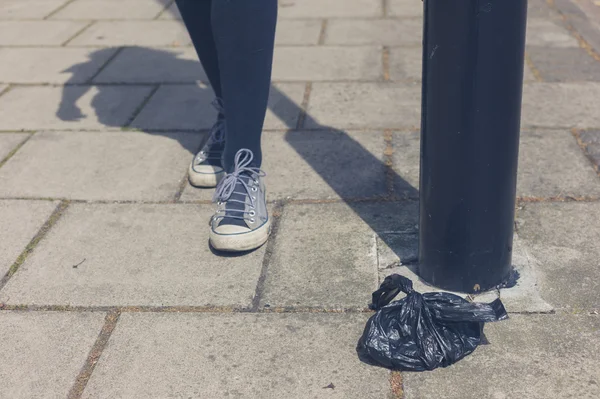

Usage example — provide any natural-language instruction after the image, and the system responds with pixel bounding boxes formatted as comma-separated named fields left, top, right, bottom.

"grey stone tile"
left=306, top=82, right=421, bottom=129
left=524, top=61, right=537, bottom=82
left=50, top=0, right=165, bottom=20
left=0, top=0, right=69, bottom=19
left=579, top=130, right=600, bottom=169
left=276, top=20, right=323, bottom=45
left=278, top=0, right=383, bottom=18
left=527, top=0, right=554, bottom=18
left=0, top=48, right=118, bottom=84
left=388, top=0, right=424, bottom=17
left=182, top=130, right=389, bottom=202
left=526, top=18, right=579, bottom=47
left=389, top=46, right=422, bottom=81
left=0, top=20, right=89, bottom=45
left=0, top=311, right=105, bottom=399
left=131, top=83, right=305, bottom=130
left=82, top=313, right=389, bottom=399
left=0, top=133, right=29, bottom=161
left=527, top=46, right=600, bottom=82
left=518, top=129, right=600, bottom=197
left=158, top=2, right=181, bottom=19
left=325, top=19, right=422, bottom=46
left=272, top=46, right=382, bottom=81
left=0, top=203, right=266, bottom=307
left=0, top=200, right=58, bottom=276
left=516, top=202, right=600, bottom=309
left=521, top=82, right=600, bottom=128
left=92, top=47, right=206, bottom=83
left=0, top=85, right=152, bottom=130
left=68, top=21, right=191, bottom=46
left=391, top=131, right=420, bottom=190
left=261, top=201, right=419, bottom=308
left=0, top=131, right=199, bottom=201
left=404, top=314, right=600, bottom=399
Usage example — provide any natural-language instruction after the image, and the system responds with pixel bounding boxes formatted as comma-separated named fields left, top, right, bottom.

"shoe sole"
left=210, top=219, right=272, bottom=252
left=188, top=167, right=225, bottom=188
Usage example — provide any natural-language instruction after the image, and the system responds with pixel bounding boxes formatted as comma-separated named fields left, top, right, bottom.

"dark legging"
left=175, top=0, right=277, bottom=171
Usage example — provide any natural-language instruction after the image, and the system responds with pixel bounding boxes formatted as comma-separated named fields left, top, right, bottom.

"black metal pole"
left=418, top=0, right=528, bottom=293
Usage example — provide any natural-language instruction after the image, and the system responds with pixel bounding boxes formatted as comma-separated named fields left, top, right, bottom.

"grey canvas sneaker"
left=210, top=149, right=270, bottom=252
left=188, top=99, right=226, bottom=188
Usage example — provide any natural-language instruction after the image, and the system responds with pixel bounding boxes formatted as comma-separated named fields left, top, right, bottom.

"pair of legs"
left=175, top=0, right=277, bottom=251
left=176, top=0, right=277, bottom=170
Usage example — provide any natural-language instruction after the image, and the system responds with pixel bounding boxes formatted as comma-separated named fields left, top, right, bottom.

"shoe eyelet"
left=252, top=187, right=258, bottom=192
left=253, top=180, right=259, bottom=185
left=252, top=196, right=256, bottom=200
left=249, top=210, right=256, bottom=217
left=249, top=218, right=255, bottom=223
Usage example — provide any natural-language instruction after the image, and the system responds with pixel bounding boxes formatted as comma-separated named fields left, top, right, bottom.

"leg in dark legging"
left=211, top=0, right=278, bottom=170
left=175, top=0, right=223, bottom=101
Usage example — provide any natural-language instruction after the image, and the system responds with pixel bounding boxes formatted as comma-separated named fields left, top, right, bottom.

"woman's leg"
left=209, top=0, right=278, bottom=252
left=211, top=0, right=278, bottom=171
left=176, top=0, right=227, bottom=188
left=175, top=0, right=222, bottom=99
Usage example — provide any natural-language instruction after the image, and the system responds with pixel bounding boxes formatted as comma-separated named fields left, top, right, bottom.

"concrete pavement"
left=1, top=0, right=599, bottom=398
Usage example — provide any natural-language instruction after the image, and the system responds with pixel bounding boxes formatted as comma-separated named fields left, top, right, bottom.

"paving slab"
left=0, top=85, right=152, bottom=130
left=516, top=202, right=600, bottom=310
left=0, top=200, right=58, bottom=276
left=0, top=311, right=105, bottom=399
left=306, top=82, right=421, bottom=129
left=528, top=0, right=555, bottom=18
left=260, top=201, right=419, bottom=308
left=526, top=18, right=580, bottom=48
left=158, top=2, right=181, bottom=19
left=92, top=46, right=206, bottom=83
left=518, top=129, right=600, bottom=197
left=579, top=129, right=600, bottom=169
left=325, top=19, right=422, bottom=46
left=526, top=46, right=600, bottom=82
left=0, top=131, right=199, bottom=201
left=521, top=82, right=600, bottom=128
left=182, top=130, right=389, bottom=202
left=389, top=46, right=422, bottom=81
left=272, top=46, right=383, bottom=81
left=279, top=0, right=383, bottom=18
left=0, top=203, right=266, bottom=307
left=131, top=83, right=305, bottom=130
left=0, top=0, right=69, bottom=19
left=82, top=313, right=389, bottom=399
left=0, top=20, right=89, bottom=45
left=391, top=131, right=420, bottom=190
left=67, top=21, right=191, bottom=46
left=50, top=0, right=166, bottom=20
left=403, top=314, right=600, bottom=399
left=0, top=48, right=118, bottom=84
left=275, top=19, right=323, bottom=45
left=387, top=0, right=424, bottom=17
left=0, top=133, right=29, bottom=162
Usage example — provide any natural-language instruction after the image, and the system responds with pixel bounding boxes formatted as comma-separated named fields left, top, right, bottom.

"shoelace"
left=213, top=149, right=266, bottom=223
left=192, top=99, right=226, bottom=170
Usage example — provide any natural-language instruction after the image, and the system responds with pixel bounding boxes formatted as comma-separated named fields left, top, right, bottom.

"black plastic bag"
left=357, top=274, right=508, bottom=371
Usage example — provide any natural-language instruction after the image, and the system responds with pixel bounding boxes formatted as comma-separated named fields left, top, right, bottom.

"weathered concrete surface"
left=82, top=313, right=391, bottom=399
left=403, top=314, right=600, bottom=399
left=0, top=204, right=266, bottom=307
left=0, top=311, right=105, bottom=399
